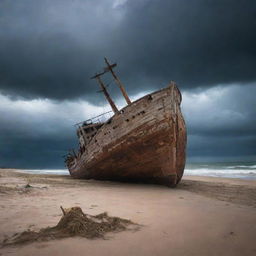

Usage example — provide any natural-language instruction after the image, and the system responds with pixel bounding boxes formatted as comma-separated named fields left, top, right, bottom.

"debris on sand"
left=24, top=183, right=33, bottom=188
left=2, top=206, right=140, bottom=246
left=0, top=185, right=31, bottom=195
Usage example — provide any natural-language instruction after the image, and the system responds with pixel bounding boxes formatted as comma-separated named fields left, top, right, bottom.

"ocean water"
left=19, top=162, right=256, bottom=180
left=185, top=162, right=256, bottom=180
left=19, top=169, right=69, bottom=175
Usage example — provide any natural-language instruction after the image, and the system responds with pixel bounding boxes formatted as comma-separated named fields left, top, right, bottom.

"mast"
left=104, top=57, right=131, bottom=105
left=92, top=74, right=119, bottom=114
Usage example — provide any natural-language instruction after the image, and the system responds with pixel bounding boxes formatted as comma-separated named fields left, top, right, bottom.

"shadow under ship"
left=65, top=58, right=187, bottom=187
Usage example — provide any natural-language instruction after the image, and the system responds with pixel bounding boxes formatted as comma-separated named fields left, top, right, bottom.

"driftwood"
left=60, top=206, right=66, bottom=216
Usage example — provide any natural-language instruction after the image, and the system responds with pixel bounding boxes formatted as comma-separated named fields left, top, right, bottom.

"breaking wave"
left=185, top=162, right=256, bottom=180
left=19, top=169, right=69, bottom=175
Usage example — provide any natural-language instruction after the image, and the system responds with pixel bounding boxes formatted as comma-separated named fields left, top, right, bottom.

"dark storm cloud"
left=0, top=136, right=75, bottom=169
left=187, top=134, right=256, bottom=162
left=0, top=0, right=256, bottom=101
left=182, top=83, right=256, bottom=161
left=0, top=0, right=255, bottom=168
left=0, top=94, right=109, bottom=168
left=183, top=83, right=256, bottom=137
left=0, top=122, right=76, bottom=168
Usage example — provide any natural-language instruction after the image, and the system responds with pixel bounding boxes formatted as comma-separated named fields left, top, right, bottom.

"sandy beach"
left=0, top=169, right=256, bottom=256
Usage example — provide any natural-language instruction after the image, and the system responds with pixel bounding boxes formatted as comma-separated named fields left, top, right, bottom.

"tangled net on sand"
left=2, top=207, right=140, bottom=246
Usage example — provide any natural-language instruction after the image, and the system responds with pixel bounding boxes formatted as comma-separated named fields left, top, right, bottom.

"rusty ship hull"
left=67, top=83, right=187, bottom=187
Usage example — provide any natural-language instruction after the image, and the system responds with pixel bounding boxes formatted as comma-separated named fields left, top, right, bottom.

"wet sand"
left=0, top=169, right=256, bottom=256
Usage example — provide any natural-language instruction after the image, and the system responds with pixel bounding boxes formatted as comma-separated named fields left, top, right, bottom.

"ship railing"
left=75, top=110, right=114, bottom=127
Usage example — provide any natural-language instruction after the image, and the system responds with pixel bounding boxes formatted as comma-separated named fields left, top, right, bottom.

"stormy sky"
left=0, top=0, right=256, bottom=168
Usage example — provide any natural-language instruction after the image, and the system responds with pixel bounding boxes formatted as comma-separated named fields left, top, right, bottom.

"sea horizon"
left=5, top=161, right=256, bottom=180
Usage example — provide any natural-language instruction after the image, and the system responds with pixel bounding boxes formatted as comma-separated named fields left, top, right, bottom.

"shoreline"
left=0, top=168, right=256, bottom=255
left=3, top=166, right=256, bottom=180
left=1, top=168, right=255, bottom=207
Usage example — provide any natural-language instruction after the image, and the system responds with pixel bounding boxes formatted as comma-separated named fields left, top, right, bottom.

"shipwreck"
left=65, top=58, right=187, bottom=187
